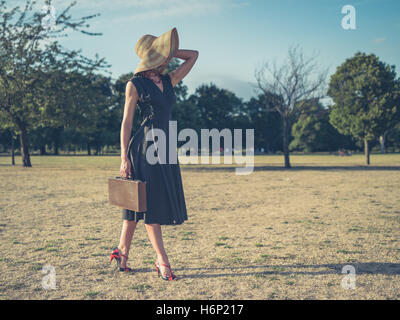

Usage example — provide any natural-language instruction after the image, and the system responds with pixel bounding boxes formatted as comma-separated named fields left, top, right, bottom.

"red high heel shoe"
left=154, top=261, right=178, bottom=281
left=109, top=247, right=134, bottom=273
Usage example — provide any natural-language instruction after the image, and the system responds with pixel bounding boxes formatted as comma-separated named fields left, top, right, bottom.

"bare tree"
left=255, top=45, right=328, bottom=168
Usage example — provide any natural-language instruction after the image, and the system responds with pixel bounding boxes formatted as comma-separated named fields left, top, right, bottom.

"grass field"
left=0, top=154, right=399, bottom=299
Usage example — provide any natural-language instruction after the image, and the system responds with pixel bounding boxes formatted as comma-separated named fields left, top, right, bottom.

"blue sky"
left=18, top=0, right=400, bottom=101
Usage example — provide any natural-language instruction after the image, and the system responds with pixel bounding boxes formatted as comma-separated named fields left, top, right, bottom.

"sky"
left=12, top=0, right=400, bottom=101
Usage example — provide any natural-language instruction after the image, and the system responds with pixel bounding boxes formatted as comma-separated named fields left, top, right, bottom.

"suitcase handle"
left=115, top=176, right=134, bottom=180
left=114, top=176, right=145, bottom=183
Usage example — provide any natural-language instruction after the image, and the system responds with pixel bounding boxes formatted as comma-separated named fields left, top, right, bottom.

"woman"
left=110, top=27, right=198, bottom=280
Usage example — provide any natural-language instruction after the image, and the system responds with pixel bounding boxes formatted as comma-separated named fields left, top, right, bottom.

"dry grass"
left=0, top=154, right=399, bottom=300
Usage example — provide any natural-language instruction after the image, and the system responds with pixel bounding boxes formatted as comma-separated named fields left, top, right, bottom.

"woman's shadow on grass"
left=135, top=262, right=400, bottom=279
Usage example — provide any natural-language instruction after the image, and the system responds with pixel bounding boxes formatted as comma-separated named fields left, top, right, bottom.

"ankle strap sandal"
left=109, top=247, right=134, bottom=273
left=155, top=261, right=178, bottom=281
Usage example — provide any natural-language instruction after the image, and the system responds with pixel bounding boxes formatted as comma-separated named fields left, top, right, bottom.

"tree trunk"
left=54, top=142, right=59, bottom=155
left=11, top=135, right=15, bottom=166
left=283, top=116, right=291, bottom=168
left=19, top=127, right=32, bottom=167
left=87, top=143, right=91, bottom=156
left=364, top=138, right=370, bottom=165
left=40, top=145, right=47, bottom=155
left=379, top=131, right=388, bottom=154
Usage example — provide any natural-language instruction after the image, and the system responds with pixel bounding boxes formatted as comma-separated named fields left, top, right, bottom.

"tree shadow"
left=134, top=262, right=400, bottom=279
left=182, top=165, right=400, bottom=172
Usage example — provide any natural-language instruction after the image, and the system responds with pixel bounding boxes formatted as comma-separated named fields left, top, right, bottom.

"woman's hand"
left=120, top=157, right=133, bottom=179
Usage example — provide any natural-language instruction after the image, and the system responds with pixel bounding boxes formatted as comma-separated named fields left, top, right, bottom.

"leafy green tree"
left=328, top=52, right=400, bottom=164
left=244, top=94, right=282, bottom=152
left=172, top=99, right=203, bottom=139
left=0, top=128, right=18, bottom=163
left=385, top=122, right=400, bottom=152
left=30, top=126, right=55, bottom=155
left=167, top=81, right=245, bottom=153
left=0, top=0, right=108, bottom=166
left=290, top=100, right=357, bottom=152
left=0, top=84, right=19, bottom=162
left=72, top=73, right=116, bottom=155
left=189, top=83, right=243, bottom=131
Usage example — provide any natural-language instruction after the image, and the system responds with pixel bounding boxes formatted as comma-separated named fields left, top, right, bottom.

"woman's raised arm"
left=168, top=49, right=199, bottom=87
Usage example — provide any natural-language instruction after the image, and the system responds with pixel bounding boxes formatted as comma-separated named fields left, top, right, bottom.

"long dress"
left=122, top=72, right=188, bottom=225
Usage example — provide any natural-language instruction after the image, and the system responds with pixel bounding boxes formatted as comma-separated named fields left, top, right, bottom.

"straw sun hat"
left=134, top=27, right=179, bottom=75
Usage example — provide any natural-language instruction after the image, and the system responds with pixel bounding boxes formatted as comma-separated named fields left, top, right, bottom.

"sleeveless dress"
left=122, top=73, right=188, bottom=225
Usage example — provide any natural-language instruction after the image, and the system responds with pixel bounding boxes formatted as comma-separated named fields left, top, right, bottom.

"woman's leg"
left=118, top=220, right=138, bottom=268
left=145, top=223, right=173, bottom=277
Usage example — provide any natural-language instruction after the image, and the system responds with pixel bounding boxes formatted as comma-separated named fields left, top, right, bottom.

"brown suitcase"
left=108, top=177, right=147, bottom=212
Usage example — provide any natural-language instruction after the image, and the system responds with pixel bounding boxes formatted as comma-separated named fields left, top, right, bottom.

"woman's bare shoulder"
left=126, top=80, right=139, bottom=100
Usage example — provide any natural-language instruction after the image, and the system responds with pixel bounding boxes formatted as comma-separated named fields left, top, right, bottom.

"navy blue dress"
left=122, top=73, right=188, bottom=225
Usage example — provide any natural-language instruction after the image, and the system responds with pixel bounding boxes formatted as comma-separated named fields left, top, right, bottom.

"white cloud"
left=9, top=0, right=248, bottom=25
left=373, top=37, right=386, bottom=44
left=104, top=0, right=247, bottom=23
left=115, top=1, right=221, bottom=22
left=72, top=0, right=246, bottom=10
left=29, top=0, right=248, bottom=11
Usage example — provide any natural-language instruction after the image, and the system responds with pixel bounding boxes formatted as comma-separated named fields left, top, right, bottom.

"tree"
left=289, top=100, right=357, bottom=152
left=0, top=84, right=19, bottom=162
left=172, top=99, right=203, bottom=139
left=255, top=45, right=328, bottom=168
left=244, top=94, right=282, bottom=152
left=72, top=73, right=116, bottom=155
left=189, top=83, right=243, bottom=131
left=290, top=100, right=325, bottom=152
left=385, top=122, right=400, bottom=152
left=30, top=126, right=55, bottom=155
left=0, top=127, right=18, bottom=164
left=328, top=52, right=400, bottom=165
left=0, top=0, right=109, bottom=166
